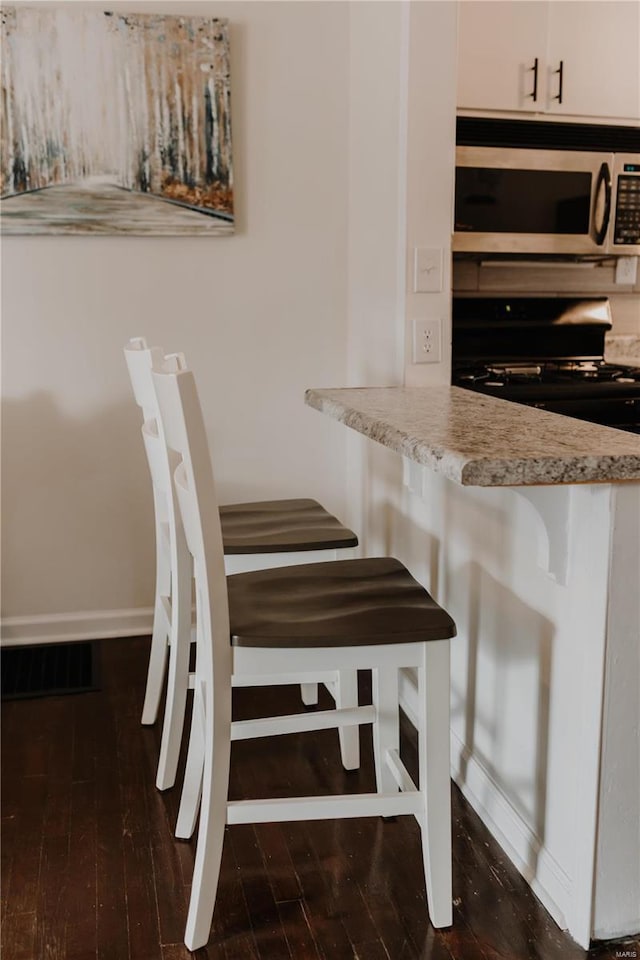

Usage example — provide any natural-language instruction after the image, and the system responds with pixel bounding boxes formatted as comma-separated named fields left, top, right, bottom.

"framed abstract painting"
left=0, top=7, right=234, bottom=235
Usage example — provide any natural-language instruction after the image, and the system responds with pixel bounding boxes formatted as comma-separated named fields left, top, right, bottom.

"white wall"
left=1, top=1, right=351, bottom=629
left=345, top=0, right=458, bottom=553
left=402, top=1, right=457, bottom=387
left=347, top=0, right=406, bottom=391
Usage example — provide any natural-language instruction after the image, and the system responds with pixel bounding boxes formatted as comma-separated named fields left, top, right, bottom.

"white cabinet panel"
left=457, top=1, right=547, bottom=112
left=546, top=1, right=640, bottom=121
left=457, top=0, right=640, bottom=122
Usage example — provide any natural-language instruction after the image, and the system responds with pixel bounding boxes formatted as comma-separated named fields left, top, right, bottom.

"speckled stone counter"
left=605, top=334, right=640, bottom=363
left=305, top=386, right=640, bottom=486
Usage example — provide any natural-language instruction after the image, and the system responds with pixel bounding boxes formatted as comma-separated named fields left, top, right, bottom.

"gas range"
left=452, top=297, right=640, bottom=433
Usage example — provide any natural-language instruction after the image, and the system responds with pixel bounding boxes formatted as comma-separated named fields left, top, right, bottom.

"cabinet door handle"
left=553, top=61, right=564, bottom=104
left=528, top=57, right=539, bottom=102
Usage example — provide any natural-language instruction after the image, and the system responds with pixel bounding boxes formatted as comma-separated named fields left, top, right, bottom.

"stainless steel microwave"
left=453, top=146, right=640, bottom=256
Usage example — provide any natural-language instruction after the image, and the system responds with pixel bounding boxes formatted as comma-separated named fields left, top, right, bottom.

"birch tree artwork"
left=0, top=8, right=234, bottom=235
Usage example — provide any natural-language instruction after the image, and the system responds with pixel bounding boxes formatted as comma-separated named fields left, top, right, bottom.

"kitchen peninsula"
left=306, top=386, right=640, bottom=485
left=306, top=385, right=640, bottom=949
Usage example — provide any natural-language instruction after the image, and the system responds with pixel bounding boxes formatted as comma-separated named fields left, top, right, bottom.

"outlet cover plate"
left=615, top=256, right=638, bottom=285
left=413, top=318, right=442, bottom=363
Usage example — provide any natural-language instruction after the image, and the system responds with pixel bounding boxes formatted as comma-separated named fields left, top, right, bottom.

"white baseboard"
left=1, top=607, right=153, bottom=646
left=449, top=730, right=572, bottom=931
left=592, top=919, right=640, bottom=942
left=399, top=667, right=574, bottom=940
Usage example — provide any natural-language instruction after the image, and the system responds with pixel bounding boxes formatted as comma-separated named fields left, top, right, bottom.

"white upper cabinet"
left=457, top=1, right=640, bottom=123
left=545, top=2, right=640, bottom=120
left=457, top=2, right=548, bottom=113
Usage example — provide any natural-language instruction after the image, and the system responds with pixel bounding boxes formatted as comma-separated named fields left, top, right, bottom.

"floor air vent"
left=1, top=641, right=100, bottom=700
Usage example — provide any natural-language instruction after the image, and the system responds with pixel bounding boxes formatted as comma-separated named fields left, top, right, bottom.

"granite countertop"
left=605, top=334, right=640, bottom=364
left=305, top=386, right=640, bottom=487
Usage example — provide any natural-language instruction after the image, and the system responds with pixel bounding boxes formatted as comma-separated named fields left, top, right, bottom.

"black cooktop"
left=452, top=297, right=640, bottom=432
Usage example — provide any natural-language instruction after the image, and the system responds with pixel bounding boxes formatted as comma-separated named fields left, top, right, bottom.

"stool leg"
left=141, top=531, right=171, bottom=725
left=336, top=669, right=360, bottom=770
left=184, top=675, right=232, bottom=952
left=156, top=536, right=192, bottom=791
left=372, top=665, right=400, bottom=794
left=300, top=682, right=319, bottom=705
left=418, top=639, right=452, bottom=928
left=176, top=679, right=205, bottom=840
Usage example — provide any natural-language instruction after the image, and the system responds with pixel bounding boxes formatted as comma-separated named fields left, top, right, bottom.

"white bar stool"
left=152, top=356, right=457, bottom=953
left=124, top=338, right=360, bottom=790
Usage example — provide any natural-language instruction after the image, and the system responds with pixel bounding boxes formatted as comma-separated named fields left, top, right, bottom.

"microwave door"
left=453, top=147, right=612, bottom=255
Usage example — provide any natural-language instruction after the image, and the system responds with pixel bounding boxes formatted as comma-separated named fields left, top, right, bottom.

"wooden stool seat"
left=228, top=556, right=456, bottom=647
left=220, top=498, right=358, bottom=554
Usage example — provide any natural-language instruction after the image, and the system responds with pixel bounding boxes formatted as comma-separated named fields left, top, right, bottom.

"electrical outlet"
left=413, top=318, right=441, bottom=363
left=615, top=256, right=638, bottom=285
left=413, top=247, right=443, bottom=293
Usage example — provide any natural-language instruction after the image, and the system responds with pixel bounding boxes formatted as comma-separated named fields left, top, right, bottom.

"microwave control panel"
left=614, top=171, right=640, bottom=246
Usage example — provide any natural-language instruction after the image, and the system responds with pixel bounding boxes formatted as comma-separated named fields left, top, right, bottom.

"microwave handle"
left=593, top=162, right=612, bottom=246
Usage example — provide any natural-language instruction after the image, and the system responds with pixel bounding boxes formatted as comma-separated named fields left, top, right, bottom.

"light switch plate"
left=413, top=247, right=442, bottom=293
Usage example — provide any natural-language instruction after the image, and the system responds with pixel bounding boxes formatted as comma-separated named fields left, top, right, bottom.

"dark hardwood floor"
left=2, top=636, right=639, bottom=960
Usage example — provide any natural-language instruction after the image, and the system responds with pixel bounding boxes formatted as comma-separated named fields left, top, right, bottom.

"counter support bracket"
left=510, top=485, right=573, bottom=587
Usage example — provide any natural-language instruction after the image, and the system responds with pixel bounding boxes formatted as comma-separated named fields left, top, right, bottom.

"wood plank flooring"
left=2, top=636, right=638, bottom=960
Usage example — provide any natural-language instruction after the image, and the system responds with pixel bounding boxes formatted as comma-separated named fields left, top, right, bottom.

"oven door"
left=453, top=147, right=614, bottom=254
left=461, top=382, right=640, bottom=433
left=529, top=395, right=640, bottom=433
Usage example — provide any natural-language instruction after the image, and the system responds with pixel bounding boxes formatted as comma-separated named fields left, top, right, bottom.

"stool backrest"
left=124, top=338, right=190, bottom=567
left=124, top=338, right=164, bottom=421
left=152, top=359, right=231, bottom=680
left=125, top=339, right=188, bottom=515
